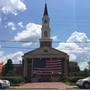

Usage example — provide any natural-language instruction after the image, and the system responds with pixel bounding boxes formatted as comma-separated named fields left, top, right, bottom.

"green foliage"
left=88, top=61, right=90, bottom=70
left=63, top=76, right=84, bottom=85
left=3, top=59, right=14, bottom=76
left=79, top=68, right=90, bottom=77
left=0, top=76, right=25, bottom=86
left=69, top=61, right=80, bottom=75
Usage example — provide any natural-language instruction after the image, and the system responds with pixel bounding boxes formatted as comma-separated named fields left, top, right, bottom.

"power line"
left=1, top=46, right=90, bottom=51
left=1, top=46, right=38, bottom=50
left=0, top=40, right=90, bottom=43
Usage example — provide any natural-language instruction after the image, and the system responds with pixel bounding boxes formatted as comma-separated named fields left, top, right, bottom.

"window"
left=44, top=31, right=48, bottom=37
left=44, top=19, right=47, bottom=23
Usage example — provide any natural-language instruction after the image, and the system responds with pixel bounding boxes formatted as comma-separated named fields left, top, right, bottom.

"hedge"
left=63, top=76, right=84, bottom=84
left=0, top=76, right=25, bottom=86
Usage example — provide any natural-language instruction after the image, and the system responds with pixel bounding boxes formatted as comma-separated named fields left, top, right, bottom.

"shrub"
left=63, top=76, right=84, bottom=85
left=0, top=76, right=25, bottom=86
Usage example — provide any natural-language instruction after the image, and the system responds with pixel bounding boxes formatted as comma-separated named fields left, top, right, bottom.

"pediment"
left=23, top=47, right=68, bottom=58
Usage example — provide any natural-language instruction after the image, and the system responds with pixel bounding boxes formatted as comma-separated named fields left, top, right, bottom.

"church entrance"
left=38, top=75, right=51, bottom=82
left=31, top=73, right=62, bottom=82
left=31, top=58, right=63, bottom=82
left=31, top=74, right=51, bottom=82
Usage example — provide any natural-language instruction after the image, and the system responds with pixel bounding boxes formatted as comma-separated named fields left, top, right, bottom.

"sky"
left=0, top=0, right=90, bottom=70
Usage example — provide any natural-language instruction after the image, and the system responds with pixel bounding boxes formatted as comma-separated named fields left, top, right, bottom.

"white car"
left=0, top=79, right=10, bottom=89
left=76, top=76, right=90, bottom=89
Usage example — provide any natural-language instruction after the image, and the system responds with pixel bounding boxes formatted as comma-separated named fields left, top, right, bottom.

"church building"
left=22, top=3, right=69, bottom=82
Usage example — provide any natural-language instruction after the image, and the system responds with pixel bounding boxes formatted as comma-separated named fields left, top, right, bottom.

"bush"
left=0, top=76, right=25, bottom=86
left=63, top=76, right=84, bottom=85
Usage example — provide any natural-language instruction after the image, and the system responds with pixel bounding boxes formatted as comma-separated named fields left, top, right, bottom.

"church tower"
left=40, top=3, right=52, bottom=48
left=23, top=2, right=69, bottom=82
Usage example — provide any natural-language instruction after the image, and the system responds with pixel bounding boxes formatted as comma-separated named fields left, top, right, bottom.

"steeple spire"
left=44, top=2, right=48, bottom=16
left=40, top=2, right=52, bottom=48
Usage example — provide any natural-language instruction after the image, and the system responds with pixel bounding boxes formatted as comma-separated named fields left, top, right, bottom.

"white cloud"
left=79, top=61, right=88, bottom=70
left=57, top=31, right=90, bottom=70
left=0, top=0, right=27, bottom=15
left=69, top=54, right=77, bottom=61
left=7, top=22, right=16, bottom=30
left=22, top=42, right=32, bottom=47
left=0, top=56, right=5, bottom=64
left=51, top=36, right=58, bottom=41
left=57, top=43, right=79, bottom=51
left=0, top=51, right=24, bottom=64
left=14, top=23, right=41, bottom=42
left=18, top=22, right=24, bottom=28
left=0, top=45, right=4, bottom=62
left=67, top=31, right=90, bottom=43
left=0, top=50, right=6, bottom=63
left=5, top=51, right=23, bottom=64
left=0, top=43, right=23, bottom=64
left=0, top=51, right=4, bottom=57
left=14, top=23, right=58, bottom=46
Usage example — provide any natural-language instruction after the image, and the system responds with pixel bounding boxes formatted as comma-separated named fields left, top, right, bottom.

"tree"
left=87, top=60, right=90, bottom=75
left=88, top=60, right=90, bottom=70
left=69, top=61, right=80, bottom=76
left=82, top=68, right=89, bottom=77
left=3, top=59, right=14, bottom=76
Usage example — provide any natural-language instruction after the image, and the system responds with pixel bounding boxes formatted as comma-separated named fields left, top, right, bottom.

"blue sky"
left=0, top=0, right=90, bottom=70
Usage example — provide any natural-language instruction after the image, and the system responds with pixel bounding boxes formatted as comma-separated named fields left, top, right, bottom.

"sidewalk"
left=10, top=82, right=76, bottom=89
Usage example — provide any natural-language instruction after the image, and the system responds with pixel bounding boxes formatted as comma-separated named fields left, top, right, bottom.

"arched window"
left=44, top=31, right=48, bottom=37
left=44, top=20, right=47, bottom=23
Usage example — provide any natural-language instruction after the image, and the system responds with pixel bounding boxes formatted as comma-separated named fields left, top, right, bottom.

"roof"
left=44, top=3, right=48, bottom=16
left=23, top=47, right=69, bottom=58
left=13, top=64, right=22, bottom=67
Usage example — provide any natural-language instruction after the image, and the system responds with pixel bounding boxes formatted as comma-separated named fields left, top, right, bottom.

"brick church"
left=22, top=3, right=69, bottom=82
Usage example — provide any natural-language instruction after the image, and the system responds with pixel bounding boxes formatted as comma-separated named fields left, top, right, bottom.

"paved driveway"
left=12, top=82, right=75, bottom=89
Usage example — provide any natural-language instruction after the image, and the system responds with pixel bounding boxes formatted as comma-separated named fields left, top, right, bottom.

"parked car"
left=76, top=76, right=90, bottom=89
left=0, top=79, right=10, bottom=89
